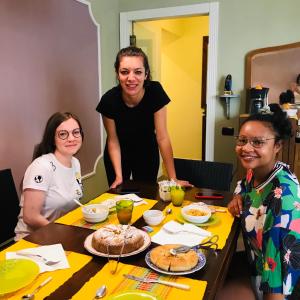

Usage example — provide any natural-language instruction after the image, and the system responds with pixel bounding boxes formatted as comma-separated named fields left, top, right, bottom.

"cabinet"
left=293, top=144, right=300, bottom=178
left=237, top=115, right=298, bottom=180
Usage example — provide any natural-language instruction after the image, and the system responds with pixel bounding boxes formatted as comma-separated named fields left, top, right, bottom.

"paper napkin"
left=151, top=221, right=211, bottom=247
left=102, top=193, right=147, bottom=208
left=6, top=243, right=70, bottom=273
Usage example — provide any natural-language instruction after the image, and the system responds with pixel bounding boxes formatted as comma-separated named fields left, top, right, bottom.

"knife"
left=123, top=274, right=190, bottom=290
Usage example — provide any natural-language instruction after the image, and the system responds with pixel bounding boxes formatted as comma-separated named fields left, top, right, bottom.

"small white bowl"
left=181, top=204, right=211, bottom=224
left=82, top=204, right=109, bottom=223
left=143, top=210, right=165, bottom=226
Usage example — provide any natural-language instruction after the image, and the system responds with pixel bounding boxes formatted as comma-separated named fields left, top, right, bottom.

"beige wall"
left=0, top=0, right=101, bottom=199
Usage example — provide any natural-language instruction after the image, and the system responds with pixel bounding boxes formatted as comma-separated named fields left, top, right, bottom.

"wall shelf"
left=219, top=94, right=240, bottom=119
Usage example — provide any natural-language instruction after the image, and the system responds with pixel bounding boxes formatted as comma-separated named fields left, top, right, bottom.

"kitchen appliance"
left=248, top=87, right=269, bottom=114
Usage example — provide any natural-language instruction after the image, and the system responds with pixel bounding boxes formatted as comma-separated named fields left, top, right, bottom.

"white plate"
left=144, top=250, right=206, bottom=276
left=84, top=229, right=151, bottom=258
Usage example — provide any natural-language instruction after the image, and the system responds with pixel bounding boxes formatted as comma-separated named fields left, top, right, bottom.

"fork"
left=16, top=251, right=60, bottom=266
left=123, top=274, right=190, bottom=290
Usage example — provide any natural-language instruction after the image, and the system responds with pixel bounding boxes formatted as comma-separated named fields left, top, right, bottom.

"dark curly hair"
left=279, top=89, right=295, bottom=105
left=114, top=46, right=152, bottom=86
left=241, top=103, right=292, bottom=141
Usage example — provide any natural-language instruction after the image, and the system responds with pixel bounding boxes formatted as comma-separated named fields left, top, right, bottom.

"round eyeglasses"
left=235, top=136, right=277, bottom=148
left=57, top=128, right=82, bottom=140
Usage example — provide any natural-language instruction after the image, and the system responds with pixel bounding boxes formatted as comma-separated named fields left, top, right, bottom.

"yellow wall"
left=135, top=16, right=209, bottom=159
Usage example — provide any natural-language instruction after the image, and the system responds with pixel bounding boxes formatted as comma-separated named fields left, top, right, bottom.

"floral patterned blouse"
left=235, top=161, right=300, bottom=297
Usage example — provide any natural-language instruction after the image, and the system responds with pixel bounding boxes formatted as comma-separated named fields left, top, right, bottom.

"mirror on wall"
left=245, top=41, right=300, bottom=112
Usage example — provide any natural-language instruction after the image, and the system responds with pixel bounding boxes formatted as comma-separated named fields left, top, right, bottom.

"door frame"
left=120, top=2, right=219, bottom=161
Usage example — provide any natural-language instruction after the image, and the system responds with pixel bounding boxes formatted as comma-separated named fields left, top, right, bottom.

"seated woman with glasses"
left=15, top=112, right=84, bottom=240
left=227, top=103, right=300, bottom=299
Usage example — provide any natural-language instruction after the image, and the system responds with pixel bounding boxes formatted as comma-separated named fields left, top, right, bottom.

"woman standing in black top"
left=96, top=46, right=191, bottom=188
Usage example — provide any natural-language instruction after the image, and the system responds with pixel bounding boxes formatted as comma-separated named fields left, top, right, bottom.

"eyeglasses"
left=57, top=128, right=82, bottom=140
left=235, top=136, right=277, bottom=148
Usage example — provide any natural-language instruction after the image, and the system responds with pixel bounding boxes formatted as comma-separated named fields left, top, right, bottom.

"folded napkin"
left=101, top=193, right=147, bottom=208
left=164, top=221, right=212, bottom=236
left=6, top=243, right=69, bottom=273
left=151, top=221, right=211, bottom=247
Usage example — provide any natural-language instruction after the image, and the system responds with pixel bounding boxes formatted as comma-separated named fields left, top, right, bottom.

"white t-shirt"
left=15, top=153, right=83, bottom=240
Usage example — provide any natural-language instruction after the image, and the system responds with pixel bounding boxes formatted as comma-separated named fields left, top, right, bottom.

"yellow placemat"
left=71, top=262, right=207, bottom=300
left=0, top=239, right=92, bottom=299
left=148, top=201, right=234, bottom=249
left=55, top=193, right=157, bottom=229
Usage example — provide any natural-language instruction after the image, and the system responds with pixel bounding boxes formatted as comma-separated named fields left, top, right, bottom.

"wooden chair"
left=0, top=169, right=20, bottom=249
left=174, top=158, right=233, bottom=191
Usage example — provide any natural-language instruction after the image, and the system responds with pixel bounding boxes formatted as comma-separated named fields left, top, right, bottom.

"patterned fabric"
left=235, top=161, right=300, bottom=298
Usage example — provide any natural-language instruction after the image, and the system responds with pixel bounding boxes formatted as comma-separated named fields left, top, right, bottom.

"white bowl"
left=181, top=204, right=211, bottom=224
left=143, top=210, right=165, bottom=226
left=82, top=204, right=109, bottom=223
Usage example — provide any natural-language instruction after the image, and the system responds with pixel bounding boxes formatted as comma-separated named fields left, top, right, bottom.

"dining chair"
left=0, top=169, right=20, bottom=249
left=174, top=158, right=233, bottom=191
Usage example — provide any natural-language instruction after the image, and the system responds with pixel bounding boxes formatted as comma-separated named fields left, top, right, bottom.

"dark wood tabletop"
left=25, top=181, right=240, bottom=300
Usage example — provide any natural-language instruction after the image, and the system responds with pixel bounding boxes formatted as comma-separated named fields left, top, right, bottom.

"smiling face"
left=54, top=118, right=82, bottom=158
left=236, top=120, right=282, bottom=176
left=117, top=56, right=147, bottom=101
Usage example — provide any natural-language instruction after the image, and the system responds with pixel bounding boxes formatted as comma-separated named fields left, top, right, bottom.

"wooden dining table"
left=23, top=181, right=240, bottom=300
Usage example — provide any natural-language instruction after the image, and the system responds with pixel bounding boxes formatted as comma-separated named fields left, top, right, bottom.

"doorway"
left=133, top=16, right=209, bottom=160
left=120, top=2, right=219, bottom=161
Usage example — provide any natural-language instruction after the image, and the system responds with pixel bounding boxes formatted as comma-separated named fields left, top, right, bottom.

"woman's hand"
left=228, top=194, right=243, bottom=217
left=110, top=176, right=123, bottom=189
left=174, top=179, right=194, bottom=188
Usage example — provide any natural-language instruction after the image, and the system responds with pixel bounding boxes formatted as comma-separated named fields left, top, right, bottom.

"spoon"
left=95, top=284, right=107, bottom=299
left=73, top=198, right=84, bottom=207
left=22, top=276, right=52, bottom=299
left=165, top=208, right=172, bottom=215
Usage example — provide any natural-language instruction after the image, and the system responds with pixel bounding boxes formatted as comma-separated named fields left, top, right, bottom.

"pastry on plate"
left=92, top=224, right=144, bottom=254
left=150, top=244, right=199, bottom=272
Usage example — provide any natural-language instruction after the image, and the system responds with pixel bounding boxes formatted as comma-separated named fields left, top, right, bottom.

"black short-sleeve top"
left=96, top=81, right=170, bottom=151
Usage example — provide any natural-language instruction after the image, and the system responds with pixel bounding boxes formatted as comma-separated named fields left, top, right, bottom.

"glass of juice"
left=116, top=199, right=134, bottom=225
left=170, top=187, right=185, bottom=207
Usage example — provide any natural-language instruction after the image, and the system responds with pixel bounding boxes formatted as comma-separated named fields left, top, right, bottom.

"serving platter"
left=84, top=229, right=151, bottom=258
left=145, top=250, right=206, bottom=276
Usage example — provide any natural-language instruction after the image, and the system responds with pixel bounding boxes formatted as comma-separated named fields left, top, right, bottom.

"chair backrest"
left=174, top=158, right=233, bottom=191
left=0, top=169, right=20, bottom=247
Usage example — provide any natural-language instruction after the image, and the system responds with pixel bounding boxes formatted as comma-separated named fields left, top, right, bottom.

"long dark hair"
left=241, top=104, right=292, bottom=141
left=114, top=46, right=152, bottom=86
left=33, top=112, right=83, bottom=160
